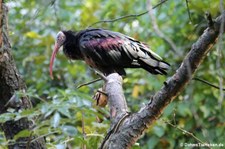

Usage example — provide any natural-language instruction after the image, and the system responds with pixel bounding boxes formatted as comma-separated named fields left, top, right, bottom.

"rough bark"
left=0, top=3, right=46, bottom=149
left=101, top=12, right=225, bottom=149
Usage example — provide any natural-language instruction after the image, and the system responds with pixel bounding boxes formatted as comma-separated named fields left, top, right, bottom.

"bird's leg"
left=94, top=70, right=107, bottom=81
left=87, top=69, right=108, bottom=103
left=76, top=68, right=108, bottom=88
left=92, top=70, right=108, bottom=107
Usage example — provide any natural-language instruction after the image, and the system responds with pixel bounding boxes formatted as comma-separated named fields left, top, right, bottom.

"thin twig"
left=147, top=0, right=180, bottom=55
left=162, top=119, right=210, bottom=148
left=76, top=78, right=102, bottom=89
left=86, top=133, right=104, bottom=137
left=62, top=138, right=74, bottom=147
left=7, top=131, right=59, bottom=146
left=88, top=0, right=169, bottom=27
left=185, top=0, right=192, bottom=23
left=30, top=131, right=58, bottom=143
left=81, top=111, right=86, bottom=149
left=193, top=77, right=225, bottom=91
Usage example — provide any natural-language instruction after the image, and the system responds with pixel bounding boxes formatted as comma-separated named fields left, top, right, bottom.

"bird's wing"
left=79, top=29, right=133, bottom=66
left=79, top=29, right=169, bottom=75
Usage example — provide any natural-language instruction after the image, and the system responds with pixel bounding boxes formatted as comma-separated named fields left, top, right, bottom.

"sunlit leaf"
left=25, top=31, right=41, bottom=38
left=14, top=129, right=31, bottom=140
left=132, top=84, right=140, bottom=98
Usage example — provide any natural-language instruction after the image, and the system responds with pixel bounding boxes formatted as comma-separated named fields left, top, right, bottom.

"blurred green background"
left=0, top=0, right=224, bottom=148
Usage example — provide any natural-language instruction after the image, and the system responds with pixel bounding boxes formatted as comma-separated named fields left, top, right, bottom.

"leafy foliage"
left=0, top=0, right=224, bottom=148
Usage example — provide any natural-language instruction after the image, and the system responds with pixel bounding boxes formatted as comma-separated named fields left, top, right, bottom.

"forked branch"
left=100, top=12, right=225, bottom=149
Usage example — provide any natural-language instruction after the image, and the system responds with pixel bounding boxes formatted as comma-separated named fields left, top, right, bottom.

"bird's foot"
left=92, top=88, right=109, bottom=123
left=92, top=88, right=108, bottom=107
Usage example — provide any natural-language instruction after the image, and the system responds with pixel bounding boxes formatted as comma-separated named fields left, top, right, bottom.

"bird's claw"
left=92, top=88, right=108, bottom=107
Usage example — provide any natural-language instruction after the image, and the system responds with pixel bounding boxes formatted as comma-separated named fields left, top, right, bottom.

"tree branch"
left=100, top=74, right=129, bottom=149
left=88, top=0, right=169, bottom=28
left=105, top=74, right=128, bottom=124
left=193, top=77, right=225, bottom=91
left=100, top=12, right=225, bottom=149
left=185, top=0, right=193, bottom=23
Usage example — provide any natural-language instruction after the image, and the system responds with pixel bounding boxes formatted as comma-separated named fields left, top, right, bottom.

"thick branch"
left=101, top=12, right=225, bottom=149
left=0, top=4, right=46, bottom=149
left=100, top=74, right=129, bottom=149
left=105, top=74, right=128, bottom=122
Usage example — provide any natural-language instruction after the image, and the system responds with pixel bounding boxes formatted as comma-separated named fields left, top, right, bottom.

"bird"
left=49, top=28, right=170, bottom=79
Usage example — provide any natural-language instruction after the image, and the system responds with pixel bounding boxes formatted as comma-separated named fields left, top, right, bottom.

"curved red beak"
left=49, top=43, right=60, bottom=79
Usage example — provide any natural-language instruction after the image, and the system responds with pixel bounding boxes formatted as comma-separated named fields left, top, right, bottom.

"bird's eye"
left=57, top=36, right=62, bottom=43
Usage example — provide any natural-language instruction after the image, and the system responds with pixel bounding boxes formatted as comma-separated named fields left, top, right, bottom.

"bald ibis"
left=49, top=28, right=169, bottom=79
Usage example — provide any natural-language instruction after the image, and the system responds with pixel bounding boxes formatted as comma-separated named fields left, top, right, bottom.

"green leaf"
left=153, top=126, right=165, bottom=137
left=44, top=109, right=55, bottom=118
left=200, top=106, right=210, bottom=118
left=147, top=136, right=159, bottom=149
left=52, top=112, right=61, bottom=128
left=0, top=113, right=16, bottom=123
left=177, top=102, right=192, bottom=117
left=58, top=107, right=71, bottom=118
left=61, top=125, right=78, bottom=136
left=14, top=129, right=31, bottom=140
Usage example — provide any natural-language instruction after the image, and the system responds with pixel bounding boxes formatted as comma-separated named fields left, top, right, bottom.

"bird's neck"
left=63, top=31, right=83, bottom=60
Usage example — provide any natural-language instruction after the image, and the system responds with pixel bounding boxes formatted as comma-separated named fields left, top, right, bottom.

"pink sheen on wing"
left=87, top=37, right=124, bottom=49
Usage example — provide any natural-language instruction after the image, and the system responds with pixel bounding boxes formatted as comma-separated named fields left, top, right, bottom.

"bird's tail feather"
left=138, top=58, right=170, bottom=75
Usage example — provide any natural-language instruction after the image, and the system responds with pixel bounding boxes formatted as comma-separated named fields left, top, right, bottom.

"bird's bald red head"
left=49, top=31, right=66, bottom=79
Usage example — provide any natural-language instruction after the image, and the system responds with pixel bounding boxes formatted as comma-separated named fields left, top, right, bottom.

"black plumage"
left=50, top=28, right=170, bottom=78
